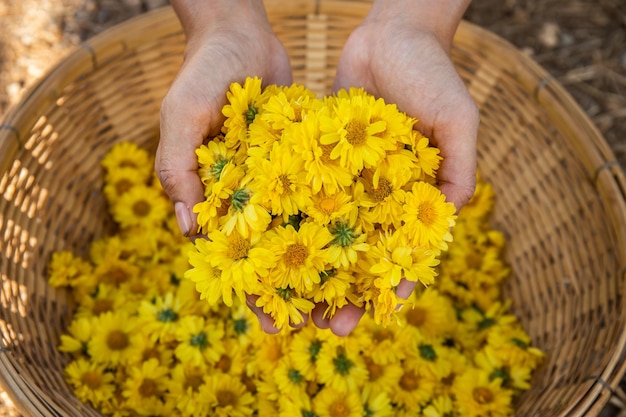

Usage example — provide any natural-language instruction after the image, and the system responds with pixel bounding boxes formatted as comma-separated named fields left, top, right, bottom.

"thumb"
left=157, top=91, right=217, bottom=237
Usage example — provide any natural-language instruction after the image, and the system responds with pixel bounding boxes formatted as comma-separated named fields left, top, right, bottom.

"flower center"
left=284, top=243, right=308, bottom=267
left=92, top=299, right=113, bottom=315
left=345, top=119, right=367, bottom=146
left=142, top=348, right=160, bottom=362
left=106, top=267, right=129, bottom=285
left=245, top=104, right=258, bottom=126
left=288, top=368, right=303, bottom=384
left=417, top=201, right=437, bottom=226
left=318, top=197, right=338, bottom=214
left=106, top=330, right=129, bottom=350
left=233, top=318, right=249, bottom=335
left=465, top=252, right=483, bottom=269
left=473, top=387, right=494, bottom=404
left=139, top=378, right=157, bottom=398
left=370, top=177, right=393, bottom=202
left=184, top=373, right=204, bottom=392
left=115, top=178, right=133, bottom=195
left=210, top=157, right=229, bottom=180
left=308, top=339, right=322, bottom=362
left=419, top=344, right=437, bottom=361
left=328, top=400, right=351, bottom=417
left=157, top=308, right=179, bottom=323
left=372, top=328, right=393, bottom=342
left=80, top=371, right=102, bottom=390
left=132, top=200, right=151, bottom=217
left=227, top=234, right=250, bottom=260
left=276, top=287, right=293, bottom=301
left=333, top=349, right=354, bottom=375
left=216, top=354, right=232, bottom=373
left=365, top=358, right=384, bottom=381
left=406, top=307, right=427, bottom=327
left=216, top=389, right=238, bottom=407
left=399, top=371, right=419, bottom=391
left=319, top=144, right=335, bottom=164
left=231, top=189, right=250, bottom=211
left=278, top=174, right=293, bottom=194
left=190, top=332, right=209, bottom=350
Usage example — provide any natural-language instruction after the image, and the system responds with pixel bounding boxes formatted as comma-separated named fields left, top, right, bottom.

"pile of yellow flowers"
left=187, top=77, right=456, bottom=328
left=48, top=83, right=544, bottom=417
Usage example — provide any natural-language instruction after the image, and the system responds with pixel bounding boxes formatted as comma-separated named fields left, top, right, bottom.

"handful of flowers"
left=186, top=77, right=456, bottom=327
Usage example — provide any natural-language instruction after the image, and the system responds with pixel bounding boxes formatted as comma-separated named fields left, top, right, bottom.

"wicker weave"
left=0, top=2, right=625, bottom=416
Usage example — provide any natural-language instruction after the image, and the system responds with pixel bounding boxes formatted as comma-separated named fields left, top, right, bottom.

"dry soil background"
left=0, top=0, right=624, bottom=416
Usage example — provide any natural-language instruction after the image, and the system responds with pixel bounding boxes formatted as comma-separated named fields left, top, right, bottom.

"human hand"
left=317, top=0, right=479, bottom=336
left=157, top=0, right=292, bottom=238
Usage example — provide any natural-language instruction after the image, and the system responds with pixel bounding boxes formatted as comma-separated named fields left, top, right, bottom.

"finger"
left=396, top=279, right=418, bottom=300
left=290, top=312, right=309, bottom=329
left=329, top=302, right=365, bottom=337
left=311, top=303, right=331, bottom=329
left=246, top=294, right=281, bottom=334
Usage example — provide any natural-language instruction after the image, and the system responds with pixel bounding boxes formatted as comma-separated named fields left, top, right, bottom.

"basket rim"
left=0, top=4, right=625, bottom=417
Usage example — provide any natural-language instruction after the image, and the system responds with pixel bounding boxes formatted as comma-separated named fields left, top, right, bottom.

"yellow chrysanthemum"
left=222, top=76, right=266, bottom=148
left=259, top=86, right=320, bottom=131
left=361, top=386, right=394, bottom=417
left=255, top=283, right=315, bottom=329
left=200, top=371, right=255, bottom=417
left=111, top=184, right=170, bottom=229
left=474, top=345, right=535, bottom=391
left=137, top=291, right=195, bottom=343
left=265, top=223, right=333, bottom=293
left=422, top=395, right=455, bottom=417
left=355, top=168, right=407, bottom=229
left=75, top=283, right=132, bottom=318
left=288, top=325, right=325, bottom=381
left=286, top=109, right=354, bottom=194
left=313, top=386, right=364, bottom=417
left=100, top=141, right=153, bottom=180
left=58, top=316, right=93, bottom=355
left=272, top=356, right=309, bottom=400
left=88, top=311, right=139, bottom=366
left=194, top=162, right=244, bottom=234
left=122, top=358, right=170, bottom=416
left=410, top=130, right=442, bottom=180
left=306, top=189, right=356, bottom=226
left=103, top=166, right=147, bottom=204
left=361, top=353, right=403, bottom=395
left=306, top=268, right=352, bottom=318
left=389, top=356, right=437, bottom=411
left=399, top=288, right=457, bottom=340
left=401, top=181, right=456, bottom=250
left=174, top=315, right=225, bottom=367
left=47, top=250, right=92, bottom=288
left=196, top=138, right=240, bottom=186
left=453, top=368, right=514, bottom=417
left=246, top=141, right=312, bottom=217
left=315, top=343, right=368, bottom=392
left=326, top=218, right=370, bottom=269
left=165, top=363, right=211, bottom=417
left=126, top=329, right=174, bottom=368
left=220, top=185, right=272, bottom=237
left=64, top=358, right=115, bottom=407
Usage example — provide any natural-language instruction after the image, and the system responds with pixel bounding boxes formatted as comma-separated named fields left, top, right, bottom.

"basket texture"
left=1, top=2, right=625, bottom=416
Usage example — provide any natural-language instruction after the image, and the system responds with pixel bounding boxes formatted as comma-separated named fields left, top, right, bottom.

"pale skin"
left=157, top=0, right=479, bottom=336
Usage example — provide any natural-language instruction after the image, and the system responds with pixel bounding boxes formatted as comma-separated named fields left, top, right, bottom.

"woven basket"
left=1, top=2, right=625, bottom=416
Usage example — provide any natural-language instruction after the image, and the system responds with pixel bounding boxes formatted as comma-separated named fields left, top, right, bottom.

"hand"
left=317, top=0, right=479, bottom=336
left=156, top=0, right=292, bottom=238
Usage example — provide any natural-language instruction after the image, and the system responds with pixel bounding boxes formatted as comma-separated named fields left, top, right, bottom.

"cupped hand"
left=157, top=1, right=292, bottom=239
left=319, top=0, right=479, bottom=336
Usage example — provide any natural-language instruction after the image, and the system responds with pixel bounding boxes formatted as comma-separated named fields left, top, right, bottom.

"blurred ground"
left=0, top=0, right=624, bottom=416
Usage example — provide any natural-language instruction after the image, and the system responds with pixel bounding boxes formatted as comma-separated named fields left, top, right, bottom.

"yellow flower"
left=203, top=229, right=275, bottom=298
left=137, top=291, right=194, bottom=343
left=357, top=318, right=407, bottom=365
left=389, top=356, right=437, bottom=411
left=286, top=109, right=354, bottom=194
left=486, top=323, right=545, bottom=369
left=361, top=386, right=394, bottom=417
left=246, top=141, right=312, bottom=217
left=368, top=229, right=439, bottom=288
left=361, top=353, right=403, bottom=395
left=220, top=186, right=272, bottom=237
left=165, top=363, right=211, bottom=417
left=222, top=76, right=266, bottom=148
left=200, top=371, right=255, bottom=417
left=313, top=386, right=364, bottom=417
left=47, top=250, right=92, bottom=288
left=103, top=166, right=147, bottom=204
left=319, top=94, right=396, bottom=175
left=279, top=394, right=316, bottom=417
left=259, top=85, right=320, bottom=131
left=272, top=356, right=309, bottom=400
left=410, top=130, right=442, bottom=180
left=75, top=283, right=131, bottom=318
left=400, top=288, right=457, bottom=340
left=474, top=345, right=535, bottom=391
left=327, top=218, right=370, bottom=269
left=111, top=184, right=170, bottom=229
left=174, top=315, right=225, bottom=367
left=354, top=168, right=407, bottom=229
left=58, top=316, right=93, bottom=355
left=194, top=163, right=244, bottom=234
left=452, top=368, right=514, bottom=417
left=93, top=257, right=140, bottom=287
left=122, top=358, right=170, bottom=416
left=288, top=325, right=325, bottom=381
left=316, top=343, right=368, bottom=392
left=100, top=141, right=153, bottom=180
left=401, top=181, right=456, bottom=250
left=64, top=358, right=115, bottom=407
left=88, top=311, right=139, bottom=366
left=306, top=268, right=352, bottom=318
left=265, top=222, right=333, bottom=293
left=422, top=395, right=455, bottom=417
left=255, top=283, right=315, bottom=329
left=306, top=190, right=356, bottom=226
left=196, top=138, right=240, bottom=186
left=252, top=331, right=289, bottom=376
left=126, top=330, right=174, bottom=368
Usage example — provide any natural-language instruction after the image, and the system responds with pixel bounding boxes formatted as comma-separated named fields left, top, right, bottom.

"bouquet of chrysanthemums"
left=185, top=77, right=457, bottom=328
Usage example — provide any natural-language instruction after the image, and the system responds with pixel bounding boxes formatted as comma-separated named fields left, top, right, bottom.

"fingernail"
left=174, top=202, right=191, bottom=237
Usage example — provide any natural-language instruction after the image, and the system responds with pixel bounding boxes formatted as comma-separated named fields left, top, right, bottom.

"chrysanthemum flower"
left=88, top=311, right=139, bottom=366
left=93, top=257, right=140, bottom=287
left=222, top=76, right=266, bottom=148
left=474, top=345, right=535, bottom=391
left=316, top=343, right=368, bottom=392
left=58, top=316, right=93, bottom=355
left=422, top=395, right=455, bottom=417
left=288, top=325, right=325, bottom=381
left=409, top=130, right=442, bottom=180
left=47, top=250, right=92, bottom=288
left=122, top=358, right=170, bottom=416
left=126, top=329, right=174, bottom=368
left=452, top=368, right=514, bottom=417
left=313, top=386, right=364, bottom=417
left=306, top=190, right=356, bottom=226
left=64, top=358, right=115, bottom=407
left=165, top=363, right=211, bottom=417
left=486, top=323, right=545, bottom=369
left=287, top=109, right=354, bottom=194
left=111, top=184, right=170, bottom=229
left=100, top=141, right=153, bottom=180
left=75, top=283, right=131, bottom=318
left=246, top=141, right=312, bottom=218
left=327, top=219, right=370, bottom=269
left=355, top=168, right=407, bottom=229
left=260, top=86, right=320, bottom=131
left=399, top=288, right=457, bottom=340
left=196, top=138, right=240, bottom=187
left=401, top=181, right=456, bottom=250
left=389, top=356, right=437, bottom=411
left=174, top=315, right=225, bottom=367
left=255, top=283, right=315, bottom=329
left=273, top=356, right=309, bottom=400
left=220, top=185, right=272, bottom=237
left=138, top=291, right=194, bottom=343
left=200, top=372, right=255, bottom=417
left=361, top=353, right=403, bottom=395
left=306, top=268, right=352, bottom=318
left=361, top=386, right=394, bottom=417
left=265, top=223, right=333, bottom=293
left=103, top=166, right=147, bottom=204
left=320, top=94, right=397, bottom=175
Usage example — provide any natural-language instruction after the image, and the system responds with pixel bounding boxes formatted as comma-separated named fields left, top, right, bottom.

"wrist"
left=366, top=0, right=471, bottom=49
